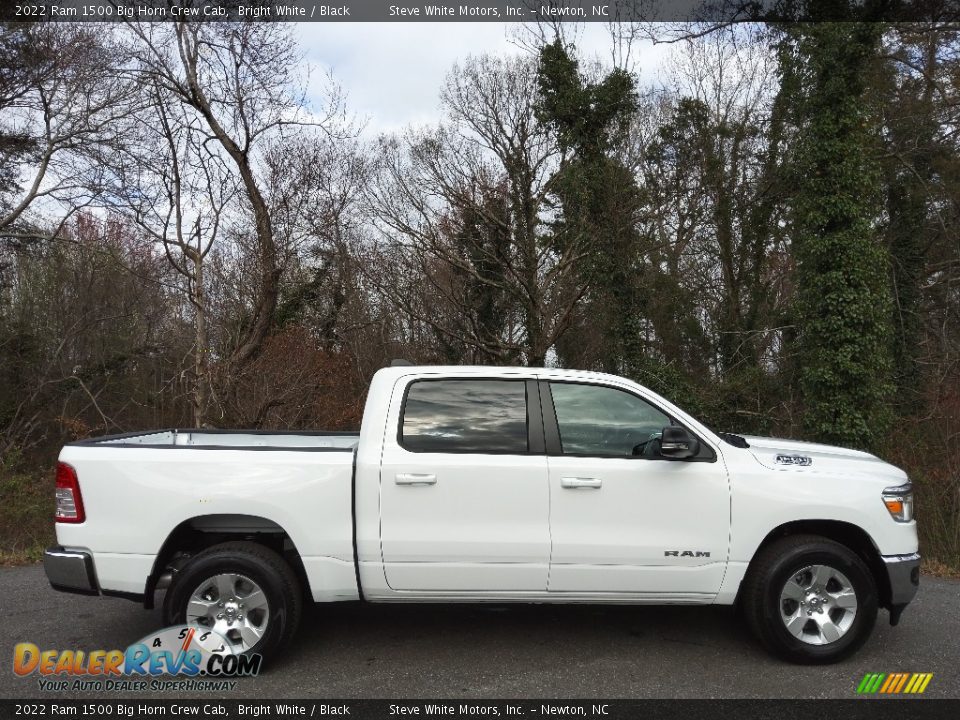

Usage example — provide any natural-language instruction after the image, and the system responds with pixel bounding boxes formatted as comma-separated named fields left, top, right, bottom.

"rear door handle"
left=561, top=477, right=602, bottom=489
left=395, top=473, right=437, bottom=486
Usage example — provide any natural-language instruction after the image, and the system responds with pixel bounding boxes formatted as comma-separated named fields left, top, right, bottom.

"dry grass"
left=885, top=412, right=960, bottom=577
left=921, top=557, right=960, bottom=579
left=0, top=464, right=55, bottom=566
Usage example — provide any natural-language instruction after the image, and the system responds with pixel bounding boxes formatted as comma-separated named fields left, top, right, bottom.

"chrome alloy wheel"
left=185, top=573, right=270, bottom=653
left=779, top=564, right=858, bottom=646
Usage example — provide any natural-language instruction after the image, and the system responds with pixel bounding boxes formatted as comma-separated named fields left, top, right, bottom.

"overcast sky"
left=295, top=23, right=669, bottom=136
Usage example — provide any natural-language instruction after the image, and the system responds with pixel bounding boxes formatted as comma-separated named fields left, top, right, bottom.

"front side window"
left=401, top=379, right=528, bottom=453
left=550, top=382, right=671, bottom=457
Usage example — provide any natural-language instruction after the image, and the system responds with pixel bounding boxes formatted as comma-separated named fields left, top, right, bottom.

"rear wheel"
left=742, top=535, right=878, bottom=664
left=163, top=541, right=302, bottom=662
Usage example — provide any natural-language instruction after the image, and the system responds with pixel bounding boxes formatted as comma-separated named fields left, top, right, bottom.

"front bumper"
left=882, top=552, right=920, bottom=624
left=43, top=546, right=99, bottom=596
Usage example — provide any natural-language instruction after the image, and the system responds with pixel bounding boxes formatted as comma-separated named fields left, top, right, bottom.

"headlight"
left=882, top=483, right=914, bottom=522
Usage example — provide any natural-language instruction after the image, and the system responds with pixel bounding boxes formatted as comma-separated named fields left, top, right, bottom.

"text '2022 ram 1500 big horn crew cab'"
left=44, top=364, right=919, bottom=664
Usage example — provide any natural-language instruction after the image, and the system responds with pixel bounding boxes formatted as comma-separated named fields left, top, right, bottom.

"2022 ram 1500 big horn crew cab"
left=44, top=365, right=919, bottom=664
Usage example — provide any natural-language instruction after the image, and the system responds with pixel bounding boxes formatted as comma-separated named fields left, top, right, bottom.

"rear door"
left=379, top=376, right=550, bottom=592
left=543, top=380, right=730, bottom=597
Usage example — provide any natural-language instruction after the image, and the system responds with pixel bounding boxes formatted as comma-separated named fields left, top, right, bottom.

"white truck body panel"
left=52, top=365, right=918, bottom=610
left=380, top=450, right=550, bottom=591
left=56, top=441, right=360, bottom=602
left=545, top=452, right=729, bottom=595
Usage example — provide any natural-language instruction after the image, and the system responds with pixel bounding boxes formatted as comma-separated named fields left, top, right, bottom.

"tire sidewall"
left=164, top=551, right=292, bottom=660
left=760, top=544, right=878, bottom=663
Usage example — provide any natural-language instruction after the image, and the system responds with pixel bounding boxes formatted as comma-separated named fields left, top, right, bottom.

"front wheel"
left=742, top=535, right=878, bottom=664
left=163, top=541, right=302, bottom=662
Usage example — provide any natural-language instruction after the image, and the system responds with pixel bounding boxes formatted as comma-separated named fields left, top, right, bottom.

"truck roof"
left=376, top=364, right=634, bottom=384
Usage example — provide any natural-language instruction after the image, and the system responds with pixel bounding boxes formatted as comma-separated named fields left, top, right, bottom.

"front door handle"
left=396, top=473, right=437, bottom=486
left=561, top=477, right=602, bottom=489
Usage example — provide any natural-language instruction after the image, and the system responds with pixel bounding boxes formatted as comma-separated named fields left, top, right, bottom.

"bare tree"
left=106, top=84, right=239, bottom=426
left=0, top=24, right=134, bottom=238
left=0, top=214, right=178, bottom=455
left=92, top=20, right=350, bottom=423
left=365, top=54, right=589, bottom=367
left=262, top=133, right=369, bottom=348
left=631, top=27, right=789, bottom=379
left=122, top=20, right=347, bottom=368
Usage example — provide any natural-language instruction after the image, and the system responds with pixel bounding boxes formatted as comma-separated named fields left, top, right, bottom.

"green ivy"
left=780, top=21, right=894, bottom=450
left=535, top=40, right=645, bottom=373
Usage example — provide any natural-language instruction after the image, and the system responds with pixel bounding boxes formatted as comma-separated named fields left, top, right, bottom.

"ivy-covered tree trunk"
left=535, top=40, right=644, bottom=374
left=782, top=21, right=894, bottom=449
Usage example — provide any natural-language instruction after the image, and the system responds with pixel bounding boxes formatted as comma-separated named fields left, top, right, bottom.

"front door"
left=543, top=380, right=730, bottom=597
left=379, top=376, right=550, bottom=592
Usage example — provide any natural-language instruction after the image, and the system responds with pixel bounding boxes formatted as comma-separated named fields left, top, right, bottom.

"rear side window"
left=400, top=379, right=529, bottom=454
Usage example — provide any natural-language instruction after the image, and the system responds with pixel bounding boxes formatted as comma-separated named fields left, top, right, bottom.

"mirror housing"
left=659, top=426, right=699, bottom=460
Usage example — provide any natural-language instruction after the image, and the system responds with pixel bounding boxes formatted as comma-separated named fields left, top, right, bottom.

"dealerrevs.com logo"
left=13, top=625, right=261, bottom=692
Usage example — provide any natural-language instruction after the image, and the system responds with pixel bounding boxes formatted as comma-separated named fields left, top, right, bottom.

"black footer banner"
left=2, top=700, right=960, bottom=720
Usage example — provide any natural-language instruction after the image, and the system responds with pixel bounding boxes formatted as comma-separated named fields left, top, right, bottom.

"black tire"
left=741, top=534, right=878, bottom=664
left=163, top=541, right=302, bottom=663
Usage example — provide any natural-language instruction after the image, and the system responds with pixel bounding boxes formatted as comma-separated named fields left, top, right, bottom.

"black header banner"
left=2, top=0, right=958, bottom=23
left=0, top=700, right=959, bottom=720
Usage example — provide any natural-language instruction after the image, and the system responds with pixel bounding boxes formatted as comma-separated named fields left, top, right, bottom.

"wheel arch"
left=740, top=519, right=891, bottom=609
left=143, top=514, right=311, bottom=609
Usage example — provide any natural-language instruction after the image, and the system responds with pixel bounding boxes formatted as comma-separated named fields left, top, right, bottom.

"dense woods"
left=1, top=17, right=959, bottom=570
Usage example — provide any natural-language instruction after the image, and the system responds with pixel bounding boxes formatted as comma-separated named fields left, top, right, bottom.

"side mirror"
left=659, top=426, right=699, bottom=460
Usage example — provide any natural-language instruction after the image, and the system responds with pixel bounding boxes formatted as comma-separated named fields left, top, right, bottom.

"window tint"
left=550, top=382, right=671, bottom=457
left=401, top=379, right=528, bottom=453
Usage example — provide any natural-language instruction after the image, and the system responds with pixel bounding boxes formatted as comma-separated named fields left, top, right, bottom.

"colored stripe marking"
left=883, top=673, right=899, bottom=693
left=857, top=672, right=933, bottom=695
left=893, top=673, right=909, bottom=693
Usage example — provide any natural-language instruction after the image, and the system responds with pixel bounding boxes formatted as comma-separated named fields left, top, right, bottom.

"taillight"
left=55, top=462, right=85, bottom=523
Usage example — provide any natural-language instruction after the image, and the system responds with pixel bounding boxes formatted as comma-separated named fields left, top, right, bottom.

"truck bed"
left=57, top=428, right=360, bottom=603
left=70, top=429, right=360, bottom=450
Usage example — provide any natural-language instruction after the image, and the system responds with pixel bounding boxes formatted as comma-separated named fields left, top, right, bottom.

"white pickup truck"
left=44, top=364, right=919, bottom=664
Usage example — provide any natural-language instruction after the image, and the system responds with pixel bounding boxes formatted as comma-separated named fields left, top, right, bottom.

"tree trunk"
left=190, top=249, right=209, bottom=427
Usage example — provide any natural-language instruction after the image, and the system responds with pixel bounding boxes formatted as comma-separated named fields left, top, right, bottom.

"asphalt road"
left=0, top=564, right=957, bottom=699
